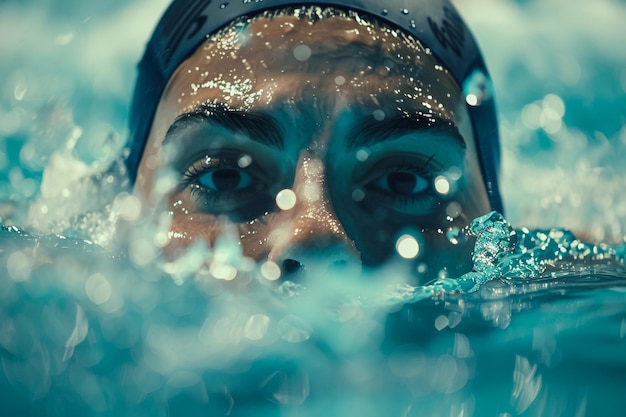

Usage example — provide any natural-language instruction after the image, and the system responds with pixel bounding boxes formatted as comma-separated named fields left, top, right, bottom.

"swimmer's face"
left=137, top=13, right=491, bottom=278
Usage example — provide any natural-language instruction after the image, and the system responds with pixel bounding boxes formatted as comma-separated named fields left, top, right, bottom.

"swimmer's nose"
left=274, top=237, right=362, bottom=280
left=268, top=204, right=362, bottom=280
left=268, top=172, right=361, bottom=280
left=269, top=155, right=361, bottom=279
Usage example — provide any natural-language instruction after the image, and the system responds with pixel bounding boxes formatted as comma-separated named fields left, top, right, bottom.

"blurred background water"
left=0, top=1, right=625, bottom=416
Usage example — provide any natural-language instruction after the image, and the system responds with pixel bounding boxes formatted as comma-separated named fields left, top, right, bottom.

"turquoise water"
left=0, top=219, right=625, bottom=416
left=1, top=0, right=626, bottom=416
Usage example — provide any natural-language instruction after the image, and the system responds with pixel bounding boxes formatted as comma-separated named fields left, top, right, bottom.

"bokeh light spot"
left=85, top=273, right=113, bottom=305
left=261, top=261, right=281, bottom=281
left=276, top=189, right=297, bottom=210
left=396, top=235, right=420, bottom=259
left=434, top=176, right=451, bottom=195
left=465, top=94, right=478, bottom=106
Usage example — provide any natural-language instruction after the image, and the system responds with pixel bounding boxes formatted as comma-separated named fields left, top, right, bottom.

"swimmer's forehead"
left=162, top=12, right=462, bottom=113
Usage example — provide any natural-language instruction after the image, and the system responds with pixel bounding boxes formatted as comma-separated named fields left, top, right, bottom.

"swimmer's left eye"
left=356, top=156, right=442, bottom=216
left=196, top=167, right=253, bottom=192
left=370, top=171, right=430, bottom=196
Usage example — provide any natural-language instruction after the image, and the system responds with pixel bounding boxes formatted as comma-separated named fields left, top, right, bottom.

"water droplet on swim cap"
left=401, top=8, right=409, bottom=15
left=219, top=2, right=229, bottom=9
left=381, top=9, right=389, bottom=16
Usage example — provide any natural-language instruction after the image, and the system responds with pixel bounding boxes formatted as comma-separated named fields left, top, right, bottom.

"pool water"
left=0, top=220, right=624, bottom=416
left=1, top=0, right=626, bottom=416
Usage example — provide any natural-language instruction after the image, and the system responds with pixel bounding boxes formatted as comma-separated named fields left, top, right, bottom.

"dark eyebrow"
left=346, top=115, right=465, bottom=150
left=164, top=104, right=284, bottom=150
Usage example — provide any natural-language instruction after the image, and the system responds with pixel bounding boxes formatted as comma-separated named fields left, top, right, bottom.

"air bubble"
left=334, top=75, right=346, bottom=86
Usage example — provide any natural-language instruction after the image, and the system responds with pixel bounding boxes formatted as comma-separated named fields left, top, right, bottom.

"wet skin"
left=136, top=13, right=491, bottom=280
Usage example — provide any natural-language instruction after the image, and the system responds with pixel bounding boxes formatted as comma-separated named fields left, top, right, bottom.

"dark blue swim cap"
left=128, top=0, right=503, bottom=213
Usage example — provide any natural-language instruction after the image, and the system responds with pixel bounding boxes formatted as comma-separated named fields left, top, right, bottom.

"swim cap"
left=128, top=0, right=503, bottom=214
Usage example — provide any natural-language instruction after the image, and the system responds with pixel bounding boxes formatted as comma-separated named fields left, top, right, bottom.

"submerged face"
left=137, top=10, right=491, bottom=279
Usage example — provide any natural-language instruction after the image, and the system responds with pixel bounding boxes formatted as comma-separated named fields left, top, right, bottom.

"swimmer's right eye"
left=178, top=150, right=280, bottom=222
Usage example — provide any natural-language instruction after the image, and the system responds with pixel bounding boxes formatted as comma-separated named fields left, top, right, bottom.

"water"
left=0, top=221, right=624, bottom=416
left=1, top=0, right=626, bottom=416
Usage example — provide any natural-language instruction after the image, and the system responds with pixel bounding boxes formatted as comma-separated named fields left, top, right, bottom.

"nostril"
left=282, top=258, right=303, bottom=275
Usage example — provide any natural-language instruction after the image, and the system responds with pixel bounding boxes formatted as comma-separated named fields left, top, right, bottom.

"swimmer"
left=126, top=0, right=503, bottom=280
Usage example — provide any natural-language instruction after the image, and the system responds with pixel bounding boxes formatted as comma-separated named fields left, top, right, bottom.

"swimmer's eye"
left=196, top=167, right=253, bottom=192
left=179, top=151, right=279, bottom=221
left=370, top=171, right=430, bottom=195
left=358, top=156, right=441, bottom=215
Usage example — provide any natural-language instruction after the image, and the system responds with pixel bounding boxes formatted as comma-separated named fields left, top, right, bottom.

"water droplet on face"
left=401, top=8, right=409, bottom=15
left=446, top=201, right=462, bottom=218
left=293, top=44, right=312, bottom=61
left=351, top=188, right=365, bottom=202
left=334, top=75, right=346, bottom=86
left=372, top=109, right=385, bottom=121
left=356, top=148, right=370, bottom=162
left=276, top=189, right=297, bottom=210
left=238, top=154, right=252, bottom=168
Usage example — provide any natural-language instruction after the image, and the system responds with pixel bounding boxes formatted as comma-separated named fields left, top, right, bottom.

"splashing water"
left=1, top=209, right=625, bottom=416
left=2, top=0, right=626, bottom=415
